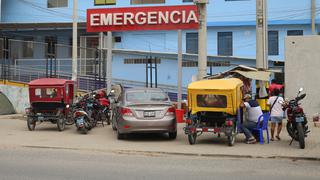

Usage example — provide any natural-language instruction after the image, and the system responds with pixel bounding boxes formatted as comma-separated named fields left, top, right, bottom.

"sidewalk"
left=1, top=114, right=319, bottom=160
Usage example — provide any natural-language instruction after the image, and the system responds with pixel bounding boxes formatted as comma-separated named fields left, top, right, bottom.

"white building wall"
left=285, top=35, right=320, bottom=117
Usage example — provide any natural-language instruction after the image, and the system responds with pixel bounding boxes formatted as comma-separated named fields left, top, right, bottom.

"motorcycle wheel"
left=92, top=116, right=98, bottom=127
left=81, top=127, right=88, bottom=134
left=57, top=116, right=66, bottom=132
left=286, top=122, right=296, bottom=140
left=86, top=117, right=93, bottom=130
left=27, top=117, right=36, bottom=131
left=65, top=117, right=75, bottom=125
left=228, top=134, right=236, bottom=147
left=106, top=111, right=111, bottom=125
left=297, top=123, right=305, bottom=149
left=188, top=133, right=197, bottom=145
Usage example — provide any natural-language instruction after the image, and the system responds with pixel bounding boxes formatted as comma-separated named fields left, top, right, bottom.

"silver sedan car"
left=112, top=88, right=177, bottom=140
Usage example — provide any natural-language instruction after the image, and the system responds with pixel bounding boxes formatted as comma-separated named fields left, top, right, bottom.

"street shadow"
left=121, top=133, right=171, bottom=142
left=192, top=134, right=246, bottom=146
left=23, top=124, right=73, bottom=132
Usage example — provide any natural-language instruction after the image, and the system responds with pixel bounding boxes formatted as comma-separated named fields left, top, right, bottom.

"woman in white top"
left=267, top=88, right=284, bottom=141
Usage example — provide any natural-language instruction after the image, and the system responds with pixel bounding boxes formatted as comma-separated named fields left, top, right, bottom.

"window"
left=287, top=30, right=303, bottom=36
left=218, top=32, right=233, bottom=56
left=183, top=0, right=193, bottom=2
left=47, top=0, right=68, bottom=8
left=94, top=0, right=116, bottom=5
left=126, top=91, right=169, bottom=102
left=23, top=37, right=34, bottom=58
left=45, top=36, right=57, bottom=55
left=197, top=94, right=227, bottom=108
left=186, top=32, right=198, bottom=54
left=268, top=31, right=279, bottom=56
left=131, top=0, right=165, bottom=5
left=34, top=88, right=59, bottom=99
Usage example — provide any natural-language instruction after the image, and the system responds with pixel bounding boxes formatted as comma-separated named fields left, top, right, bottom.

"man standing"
left=241, top=94, right=263, bottom=144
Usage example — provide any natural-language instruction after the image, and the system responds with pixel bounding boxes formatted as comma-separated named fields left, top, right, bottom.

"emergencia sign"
left=87, top=5, right=199, bottom=32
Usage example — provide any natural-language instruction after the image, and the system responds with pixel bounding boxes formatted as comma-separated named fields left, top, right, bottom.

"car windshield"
left=126, top=91, right=169, bottom=103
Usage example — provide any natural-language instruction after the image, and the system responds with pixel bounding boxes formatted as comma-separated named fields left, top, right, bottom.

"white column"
left=177, top=30, right=182, bottom=109
left=106, top=31, right=113, bottom=94
left=72, top=0, right=78, bottom=81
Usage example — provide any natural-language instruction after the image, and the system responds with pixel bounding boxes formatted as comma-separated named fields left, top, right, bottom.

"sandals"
left=246, top=138, right=257, bottom=144
left=270, top=136, right=280, bottom=141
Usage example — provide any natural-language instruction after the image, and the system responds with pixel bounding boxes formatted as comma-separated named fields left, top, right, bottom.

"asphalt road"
left=0, top=147, right=319, bottom=180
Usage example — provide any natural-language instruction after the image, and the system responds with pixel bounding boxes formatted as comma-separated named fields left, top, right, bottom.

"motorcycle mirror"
left=299, top=87, right=304, bottom=92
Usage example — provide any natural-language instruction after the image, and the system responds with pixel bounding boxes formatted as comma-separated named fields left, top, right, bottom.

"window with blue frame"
left=131, top=0, right=165, bottom=5
left=47, top=0, right=68, bottom=8
left=287, top=30, right=303, bottom=36
left=94, top=0, right=116, bottom=5
left=218, top=32, right=233, bottom=56
left=268, top=31, right=279, bottom=56
left=186, top=32, right=198, bottom=54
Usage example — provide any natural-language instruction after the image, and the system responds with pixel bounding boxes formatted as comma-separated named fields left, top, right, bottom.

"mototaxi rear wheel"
left=27, top=117, right=36, bottom=131
left=57, top=115, right=66, bottom=132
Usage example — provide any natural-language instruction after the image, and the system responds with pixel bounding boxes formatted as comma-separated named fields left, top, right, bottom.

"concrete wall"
left=0, top=92, right=15, bottom=115
left=0, top=84, right=29, bottom=114
left=285, top=35, right=320, bottom=117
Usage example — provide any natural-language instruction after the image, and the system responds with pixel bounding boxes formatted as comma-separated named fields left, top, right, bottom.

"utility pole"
left=72, top=0, right=78, bottom=81
left=196, top=0, right=208, bottom=80
left=256, top=0, right=268, bottom=69
left=312, top=0, right=316, bottom=34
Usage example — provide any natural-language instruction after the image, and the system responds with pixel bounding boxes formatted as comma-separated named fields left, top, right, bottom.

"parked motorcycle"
left=282, top=88, right=310, bottom=149
left=73, top=102, right=93, bottom=134
left=94, top=90, right=112, bottom=126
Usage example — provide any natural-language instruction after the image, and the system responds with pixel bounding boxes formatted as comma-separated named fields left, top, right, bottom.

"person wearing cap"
left=241, top=94, right=263, bottom=144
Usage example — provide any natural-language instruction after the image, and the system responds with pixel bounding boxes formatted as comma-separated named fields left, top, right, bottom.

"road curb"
left=22, top=145, right=320, bottom=162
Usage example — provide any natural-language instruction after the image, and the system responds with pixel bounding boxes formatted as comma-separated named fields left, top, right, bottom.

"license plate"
left=144, top=111, right=156, bottom=117
left=38, top=116, right=44, bottom=121
left=76, top=117, right=84, bottom=125
left=295, top=117, right=304, bottom=123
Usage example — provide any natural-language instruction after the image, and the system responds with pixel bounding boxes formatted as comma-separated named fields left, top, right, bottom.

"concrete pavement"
left=1, top=147, right=320, bottom=180
left=1, top=114, right=320, bottom=160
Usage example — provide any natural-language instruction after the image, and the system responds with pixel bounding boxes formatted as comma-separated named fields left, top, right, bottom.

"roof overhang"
left=0, top=22, right=87, bottom=31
